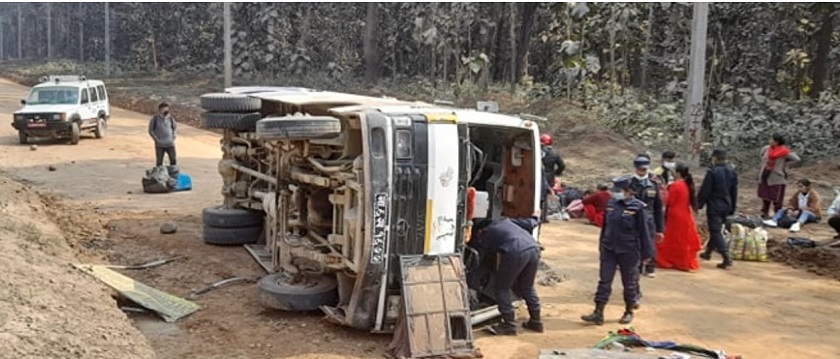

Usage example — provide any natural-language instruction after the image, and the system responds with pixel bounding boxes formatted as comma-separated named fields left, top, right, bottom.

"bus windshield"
left=26, top=87, right=80, bottom=105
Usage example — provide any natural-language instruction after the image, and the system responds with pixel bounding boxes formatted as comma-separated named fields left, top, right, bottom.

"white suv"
left=12, top=75, right=111, bottom=145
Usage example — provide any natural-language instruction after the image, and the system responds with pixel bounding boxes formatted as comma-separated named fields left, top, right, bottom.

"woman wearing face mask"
left=653, top=151, right=677, bottom=186
left=656, top=164, right=702, bottom=272
left=581, top=176, right=653, bottom=326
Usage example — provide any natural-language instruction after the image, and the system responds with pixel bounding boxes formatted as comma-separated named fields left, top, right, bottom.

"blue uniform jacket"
left=472, top=217, right=540, bottom=254
left=697, top=163, right=739, bottom=214
left=630, top=176, right=664, bottom=233
left=600, top=198, right=654, bottom=259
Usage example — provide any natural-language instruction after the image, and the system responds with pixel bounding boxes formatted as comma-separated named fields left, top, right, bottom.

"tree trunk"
left=491, top=2, right=505, bottom=81
left=17, top=4, right=22, bottom=59
left=363, top=3, right=380, bottom=82
left=47, top=3, right=52, bottom=59
left=104, top=2, right=110, bottom=75
left=810, top=3, right=834, bottom=99
left=640, top=3, right=654, bottom=92
left=78, top=2, right=83, bottom=61
left=514, top=2, right=538, bottom=83
left=508, top=2, right=516, bottom=88
left=224, top=2, right=232, bottom=88
left=608, top=7, right=616, bottom=96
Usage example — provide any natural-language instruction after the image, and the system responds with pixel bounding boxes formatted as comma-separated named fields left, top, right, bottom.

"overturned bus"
left=199, top=87, right=542, bottom=333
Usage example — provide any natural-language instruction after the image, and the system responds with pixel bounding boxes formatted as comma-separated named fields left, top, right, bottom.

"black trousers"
left=829, top=217, right=840, bottom=236
left=155, top=146, right=177, bottom=167
left=495, top=248, right=541, bottom=317
left=595, top=248, right=640, bottom=307
left=704, top=210, right=730, bottom=258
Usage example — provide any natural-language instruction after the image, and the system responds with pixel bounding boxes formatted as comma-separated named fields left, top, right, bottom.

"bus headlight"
left=395, top=130, right=412, bottom=159
left=14, top=115, right=24, bottom=121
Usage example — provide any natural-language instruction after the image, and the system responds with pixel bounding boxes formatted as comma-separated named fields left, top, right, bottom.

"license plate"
left=27, top=123, right=47, bottom=128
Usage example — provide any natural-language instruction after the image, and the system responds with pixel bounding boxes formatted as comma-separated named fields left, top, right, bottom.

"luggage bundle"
left=142, top=166, right=192, bottom=193
left=725, top=223, right=769, bottom=262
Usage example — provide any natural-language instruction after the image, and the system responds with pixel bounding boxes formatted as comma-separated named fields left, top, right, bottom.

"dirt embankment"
left=0, top=175, right=155, bottom=359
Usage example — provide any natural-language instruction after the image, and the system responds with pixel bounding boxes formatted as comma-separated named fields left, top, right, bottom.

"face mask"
left=663, top=161, right=676, bottom=170
left=611, top=192, right=625, bottom=201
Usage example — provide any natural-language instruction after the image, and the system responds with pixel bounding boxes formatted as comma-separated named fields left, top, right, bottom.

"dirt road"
left=2, top=77, right=840, bottom=359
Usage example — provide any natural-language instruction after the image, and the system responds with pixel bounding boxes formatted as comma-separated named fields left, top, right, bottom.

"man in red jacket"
left=582, top=183, right=611, bottom=227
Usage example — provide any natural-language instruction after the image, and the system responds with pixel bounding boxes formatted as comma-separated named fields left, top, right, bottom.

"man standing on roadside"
left=697, top=149, right=739, bottom=269
left=148, top=103, right=178, bottom=167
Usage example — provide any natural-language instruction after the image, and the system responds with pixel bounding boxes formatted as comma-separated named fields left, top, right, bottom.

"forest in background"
left=0, top=2, right=838, bottom=164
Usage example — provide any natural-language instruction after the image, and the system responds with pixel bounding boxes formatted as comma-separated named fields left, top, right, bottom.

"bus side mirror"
left=20, top=99, right=26, bottom=105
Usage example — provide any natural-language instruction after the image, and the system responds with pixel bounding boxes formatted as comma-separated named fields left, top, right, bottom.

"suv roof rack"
left=38, top=75, right=87, bottom=84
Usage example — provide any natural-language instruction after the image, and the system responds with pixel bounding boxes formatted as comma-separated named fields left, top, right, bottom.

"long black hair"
left=675, top=163, right=697, bottom=211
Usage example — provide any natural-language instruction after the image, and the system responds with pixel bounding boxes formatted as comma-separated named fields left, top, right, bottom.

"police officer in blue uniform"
left=630, top=154, right=664, bottom=279
left=581, top=176, right=653, bottom=325
left=697, top=148, right=739, bottom=269
left=470, top=211, right=543, bottom=336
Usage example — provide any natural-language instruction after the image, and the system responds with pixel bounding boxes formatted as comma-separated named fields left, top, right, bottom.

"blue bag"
left=174, top=173, right=192, bottom=192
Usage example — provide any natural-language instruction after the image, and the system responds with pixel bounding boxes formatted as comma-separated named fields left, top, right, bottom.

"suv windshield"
left=26, top=86, right=79, bottom=105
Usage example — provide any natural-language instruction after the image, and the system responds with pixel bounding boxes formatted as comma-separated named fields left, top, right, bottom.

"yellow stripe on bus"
left=426, top=113, right=458, bottom=124
left=424, top=199, right=433, bottom=253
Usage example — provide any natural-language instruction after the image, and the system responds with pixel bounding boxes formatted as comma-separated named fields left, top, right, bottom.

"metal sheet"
left=399, top=254, right=475, bottom=358
left=74, top=264, right=199, bottom=323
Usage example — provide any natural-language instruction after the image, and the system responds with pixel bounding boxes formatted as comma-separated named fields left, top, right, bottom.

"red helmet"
left=540, top=134, right=553, bottom=146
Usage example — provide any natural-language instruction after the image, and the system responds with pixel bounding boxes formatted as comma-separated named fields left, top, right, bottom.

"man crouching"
left=470, top=211, right=543, bottom=335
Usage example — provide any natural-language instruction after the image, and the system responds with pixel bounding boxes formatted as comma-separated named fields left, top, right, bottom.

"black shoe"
left=581, top=312, right=604, bottom=325
left=522, top=320, right=544, bottom=333
left=582, top=303, right=605, bottom=325
left=487, top=321, right=518, bottom=336
left=716, top=261, right=732, bottom=270
left=619, top=311, right=634, bottom=324
left=699, top=252, right=711, bottom=261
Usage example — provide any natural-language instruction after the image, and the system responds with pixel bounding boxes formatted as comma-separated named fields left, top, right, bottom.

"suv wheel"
left=69, top=122, right=80, bottom=145
left=18, top=131, right=28, bottom=145
left=256, top=116, right=342, bottom=141
left=94, top=118, right=107, bottom=139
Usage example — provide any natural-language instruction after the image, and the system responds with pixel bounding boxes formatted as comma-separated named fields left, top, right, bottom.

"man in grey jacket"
left=148, top=103, right=177, bottom=167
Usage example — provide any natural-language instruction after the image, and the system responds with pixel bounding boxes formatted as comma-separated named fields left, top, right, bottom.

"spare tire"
left=202, top=224, right=262, bottom=245
left=202, top=205, right=264, bottom=228
left=256, top=116, right=342, bottom=141
left=200, top=112, right=262, bottom=131
left=258, top=273, right=338, bottom=311
left=200, top=93, right=261, bottom=112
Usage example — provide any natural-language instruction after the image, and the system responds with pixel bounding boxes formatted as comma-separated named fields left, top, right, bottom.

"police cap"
left=612, top=175, right=635, bottom=191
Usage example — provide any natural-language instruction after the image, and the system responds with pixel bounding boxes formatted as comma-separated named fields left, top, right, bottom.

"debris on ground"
left=539, top=348, right=657, bottom=358
left=188, top=276, right=257, bottom=299
left=74, top=264, right=200, bottom=322
left=591, top=327, right=742, bottom=359
left=29, top=144, right=37, bottom=151
left=107, top=257, right=182, bottom=270
left=47, top=165, right=56, bottom=171
left=538, top=270, right=569, bottom=287
left=159, top=221, right=178, bottom=234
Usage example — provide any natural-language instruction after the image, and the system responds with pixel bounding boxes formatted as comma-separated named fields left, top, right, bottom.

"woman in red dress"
left=656, top=163, right=702, bottom=271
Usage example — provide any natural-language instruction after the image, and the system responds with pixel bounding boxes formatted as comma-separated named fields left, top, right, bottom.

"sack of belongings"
left=142, top=166, right=174, bottom=194
left=726, top=223, right=768, bottom=262
left=726, top=214, right=764, bottom=229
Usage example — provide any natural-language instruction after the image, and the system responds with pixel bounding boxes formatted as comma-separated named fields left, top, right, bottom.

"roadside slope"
left=0, top=175, right=156, bottom=359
